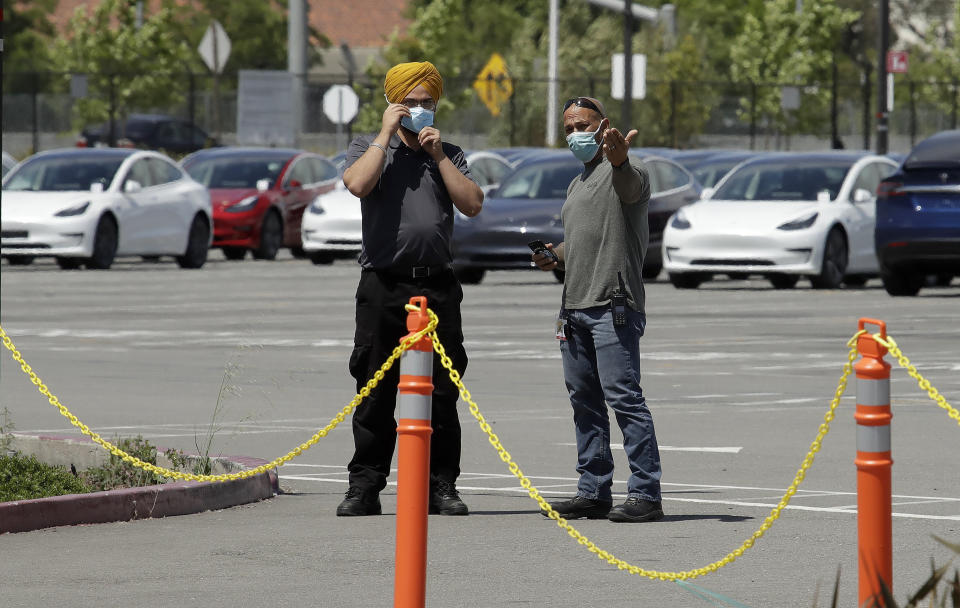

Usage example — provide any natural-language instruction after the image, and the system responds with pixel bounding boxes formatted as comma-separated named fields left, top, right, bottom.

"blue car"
left=875, top=130, right=960, bottom=296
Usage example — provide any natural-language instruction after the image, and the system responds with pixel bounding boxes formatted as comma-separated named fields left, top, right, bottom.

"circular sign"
left=323, top=85, right=359, bottom=125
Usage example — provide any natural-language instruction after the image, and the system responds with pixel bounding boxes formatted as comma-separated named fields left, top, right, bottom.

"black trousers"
left=347, top=268, right=469, bottom=493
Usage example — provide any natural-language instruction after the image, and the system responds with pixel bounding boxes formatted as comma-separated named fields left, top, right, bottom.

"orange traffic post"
left=394, top=296, right=433, bottom=608
left=854, top=318, right=893, bottom=606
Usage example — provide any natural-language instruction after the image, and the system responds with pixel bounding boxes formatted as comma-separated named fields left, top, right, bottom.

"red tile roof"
left=317, top=0, right=412, bottom=48
left=36, top=0, right=411, bottom=49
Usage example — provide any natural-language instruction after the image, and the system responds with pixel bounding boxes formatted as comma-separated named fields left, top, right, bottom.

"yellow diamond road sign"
left=473, top=53, right=513, bottom=116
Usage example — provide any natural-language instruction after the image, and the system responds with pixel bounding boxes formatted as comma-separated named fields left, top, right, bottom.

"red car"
left=182, top=148, right=339, bottom=260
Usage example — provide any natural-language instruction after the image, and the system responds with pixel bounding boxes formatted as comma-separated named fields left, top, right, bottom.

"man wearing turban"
left=338, top=61, right=483, bottom=517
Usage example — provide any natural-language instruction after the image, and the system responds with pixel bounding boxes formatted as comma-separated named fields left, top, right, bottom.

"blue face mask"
left=566, top=128, right=601, bottom=162
left=401, top=106, right=435, bottom=133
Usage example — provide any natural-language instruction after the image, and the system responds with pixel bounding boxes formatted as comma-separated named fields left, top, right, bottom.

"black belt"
left=368, top=264, right=451, bottom=279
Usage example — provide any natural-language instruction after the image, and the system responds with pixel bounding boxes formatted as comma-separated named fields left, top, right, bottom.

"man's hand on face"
left=419, top=126, right=444, bottom=161
left=381, top=103, right=410, bottom=136
left=601, top=126, right=639, bottom=167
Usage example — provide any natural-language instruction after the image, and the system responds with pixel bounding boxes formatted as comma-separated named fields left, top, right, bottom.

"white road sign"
left=198, top=20, right=231, bottom=74
left=322, top=85, right=359, bottom=125
left=611, top=53, right=646, bottom=100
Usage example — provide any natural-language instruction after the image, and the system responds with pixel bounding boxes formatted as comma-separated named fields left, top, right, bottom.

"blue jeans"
left=560, top=306, right=662, bottom=502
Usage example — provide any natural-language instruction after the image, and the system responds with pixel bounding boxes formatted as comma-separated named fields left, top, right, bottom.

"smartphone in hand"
left=528, top=240, right=558, bottom=264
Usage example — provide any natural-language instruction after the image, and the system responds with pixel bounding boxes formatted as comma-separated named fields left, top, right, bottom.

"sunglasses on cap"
left=562, top=97, right=604, bottom=116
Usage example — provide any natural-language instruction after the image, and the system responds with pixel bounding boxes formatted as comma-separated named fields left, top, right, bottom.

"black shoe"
left=336, top=486, right=382, bottom=516
left=607, top=497, right=664, bottom=523
left=541, top=496, right=612, bottom=519
left=429, top=480, right=469, bottom=515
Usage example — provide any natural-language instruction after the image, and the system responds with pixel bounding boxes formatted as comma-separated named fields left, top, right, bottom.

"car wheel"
left=880, top=267, right=923, bottom=296
left=810, top=228, right=847, bottom=289
left=290, top=246, right=307, bottom=259
left=86, top=215, right=118, bottom=270
left=176, top=215, right=210, bottom=269
left=768, top=274, right=799, bottom=289
left=222, top=246, right=247, bottom=261
left=669, top=272, right=707, bottom=289
left=843, top=275, right=869, bottom=288
left=56, top=257, right=84, bottom=270
left=309, top=252, right=334, bottom=265
left=553, top=269, right=565, bottom=284
left=253, top=211, right=282, bottom=260
left=6, top=255, right=34, bottom=266
left=455, top=268, right=485, bottom=285
left=642, top=263, right=661, bottom=280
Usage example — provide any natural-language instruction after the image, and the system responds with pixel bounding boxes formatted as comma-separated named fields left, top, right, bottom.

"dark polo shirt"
left=345, top=133, right=473, bottom=269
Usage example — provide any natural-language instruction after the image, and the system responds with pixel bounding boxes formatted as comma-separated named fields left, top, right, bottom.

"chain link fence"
left=3, top=70, right=957, bottom=159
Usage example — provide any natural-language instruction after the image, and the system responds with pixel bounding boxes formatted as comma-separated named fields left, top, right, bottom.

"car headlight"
left=670, top=209, right=691, bottom=230
left=777, top=212, right=818, bottom=231
left=225, top=195, right=260, bottom=213
left=308, top=201, right=326, bottom=215
left=54, top=201, right=90, bottom=217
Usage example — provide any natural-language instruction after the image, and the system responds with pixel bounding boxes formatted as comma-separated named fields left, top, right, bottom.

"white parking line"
left=558, top=442, right=743, bottom=453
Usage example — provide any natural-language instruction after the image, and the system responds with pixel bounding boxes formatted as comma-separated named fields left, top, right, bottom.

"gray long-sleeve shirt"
left=561, top=155, right=650, bottom=312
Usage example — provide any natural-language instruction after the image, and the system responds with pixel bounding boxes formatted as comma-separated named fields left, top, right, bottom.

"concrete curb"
left=1, top=434, right=279, bottom=534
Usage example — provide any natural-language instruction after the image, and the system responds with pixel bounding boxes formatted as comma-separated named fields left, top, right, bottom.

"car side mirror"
left=852, top=188, right=873, bottom=203
left=124, top=180, right=142, bottom=193
left=256, top=178, right=271, bottom=192
left=701, top=187, right=715, bottom=200
left=288, top=179, right=302, bottom=190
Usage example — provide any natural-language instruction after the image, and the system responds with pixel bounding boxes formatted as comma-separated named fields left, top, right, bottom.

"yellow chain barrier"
left=430, top=317, right=861, bottom=581
left=870, top=334, right=960, bottom=427
left=2, top=314, right=956, bottom=581
left=0, top=319, right=435, bottom=482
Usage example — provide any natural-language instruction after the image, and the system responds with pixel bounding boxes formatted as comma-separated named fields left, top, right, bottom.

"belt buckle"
left=412, top=266, right=429, bottom=278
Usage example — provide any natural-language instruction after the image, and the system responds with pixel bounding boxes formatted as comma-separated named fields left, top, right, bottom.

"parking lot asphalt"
left=1, top=252, right=958, bottom=607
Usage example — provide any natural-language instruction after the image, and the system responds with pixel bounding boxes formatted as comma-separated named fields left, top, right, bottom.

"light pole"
left=877, top=0, right=890, bottom=153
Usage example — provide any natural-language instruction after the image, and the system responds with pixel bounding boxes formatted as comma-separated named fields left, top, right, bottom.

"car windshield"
left=692, top=158, right=748, bottom=188
left=496, top=161, right=581, bottom=199
left=185, top=157, right=287, bottom=189
left=713, top=159, right=853, bottom=201
left=2, top=156, right=125, bottom=192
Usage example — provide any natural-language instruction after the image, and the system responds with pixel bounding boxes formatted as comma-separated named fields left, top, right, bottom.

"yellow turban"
left=384, top=61, right=444, bottom=104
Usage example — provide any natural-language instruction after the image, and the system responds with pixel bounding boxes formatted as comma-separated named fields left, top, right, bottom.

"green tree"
left=352, top=0, right=713, bottom=147
left=3, top=0, right=59, bottom=92
left=909, top=1, right=959, bottom=127
left=54, top=0, right=195, bottom=135
left=163, top=0, right=330, bottom=75
left=730, top=0, right=859, bottom=137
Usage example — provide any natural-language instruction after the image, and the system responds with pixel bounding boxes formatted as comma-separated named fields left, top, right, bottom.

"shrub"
left=0, top=453, right=91, bottom=502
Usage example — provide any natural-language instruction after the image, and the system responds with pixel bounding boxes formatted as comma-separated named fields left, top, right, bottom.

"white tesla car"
left=2, top=148, right=212, bottom=270
left=300, top=150, right=512, bottom=265
left=300, top=179, right=362, bottom=265
left=662, top=152, right=899, bottom=289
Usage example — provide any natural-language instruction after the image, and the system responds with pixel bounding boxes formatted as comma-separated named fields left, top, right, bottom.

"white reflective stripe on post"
left=856, top=378, right=890, bottom=406
left=399, top=392, right=431, bottom=421
left=857, top=425, right=891, bottom=453
left=400, top=350, right=433, bottom=378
